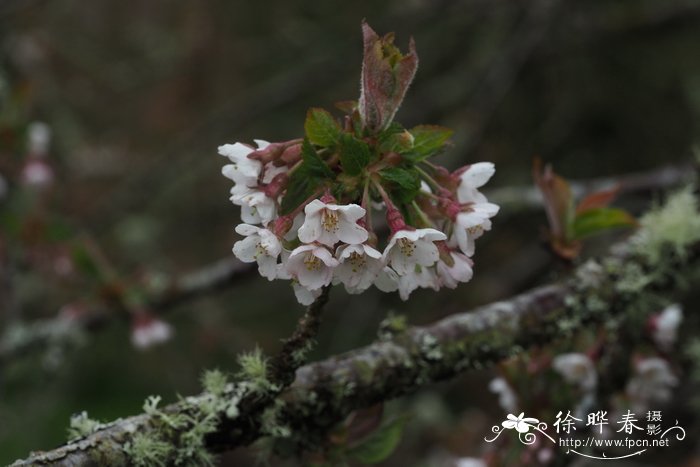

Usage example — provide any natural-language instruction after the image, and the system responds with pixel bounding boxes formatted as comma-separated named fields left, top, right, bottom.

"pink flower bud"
left=386, top=206, right=408, bottom=233
left=263, top=172, right=288, bottom=198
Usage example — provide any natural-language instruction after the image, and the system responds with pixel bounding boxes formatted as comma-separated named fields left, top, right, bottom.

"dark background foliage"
left=1, top=0, right=699, bottom=464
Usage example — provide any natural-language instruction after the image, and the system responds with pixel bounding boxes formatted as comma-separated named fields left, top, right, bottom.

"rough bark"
left=11, top=236, right=699, bottom=466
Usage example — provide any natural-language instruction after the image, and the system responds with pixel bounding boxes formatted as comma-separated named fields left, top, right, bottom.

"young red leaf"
left=358, top=21, right=418, bottom=134
left=576, top=185, right=620, bottom=215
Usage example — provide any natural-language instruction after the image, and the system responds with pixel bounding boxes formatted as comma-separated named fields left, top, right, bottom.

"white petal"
left=304, top=199, right=327, bottom=216
left=232, top=236, right=259, bottom=263
left=235, top=223, right=261, bottom=236
left=335, top=203, right=366, bottom=222
left=292, top=282, right=321, bottom=305
left=412, top=240, right=439, bottom=267
left=375, top=267, right=399, bottom=292
left=336, top=219, right=369, bottom=245
left=257, top=255, right=278, bottom=281
left=254, top=139, right=270, bottom=149
left=218, top=142, right=252, bottom=160
left=461, top=162, right=495, bottom=188
left=297, top=214, right=322, bottom=244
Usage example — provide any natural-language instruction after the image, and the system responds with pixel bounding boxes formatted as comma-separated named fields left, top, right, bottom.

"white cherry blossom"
left=436, top=252, right=474, bottom=289
left=231, top=190, right=277, bottom=225
left=334, top=244, right=384, bottom=293
left=298, top=199, right=368, bottom=246
left=552, top=353, right=597, bottom=392
left=450, top=202, right=499, bottom=256
left=219, top=141, right=266, bottom=189
left=232, top=224, right=282, bottom=280
left=374, top=266, right=399, bottom=292
left=383, top=228, right=447, bottom=275
left=292, top=281, right=323, bottom=306
left=285, top=244, right=339, bottom=290
left=397, top=264, right=439, bottom=300
left=457, top=162, right=495, bottom=204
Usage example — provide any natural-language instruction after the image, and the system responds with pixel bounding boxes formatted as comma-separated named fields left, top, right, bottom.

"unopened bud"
left=386, top=206, right=408, bottom=233
left=263, top=172, right=289, bottom=198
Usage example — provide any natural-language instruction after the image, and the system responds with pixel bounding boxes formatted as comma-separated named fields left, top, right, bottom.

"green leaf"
left=304, top=108, right=341, bottom=147
left=280, top=166, right=320, bottom=215
left=348, top=416, right=407, bottom=464
left=571, top=207, right=636, bottom=240
left=378, top=122, right=411, bottom=154
left=379, top=167, right=421, bottom=203
left=339, top=134, right=371, bottom=176
left=301, top=138, right=334, bottom=179
left=402, top=125, right=453, bottom=162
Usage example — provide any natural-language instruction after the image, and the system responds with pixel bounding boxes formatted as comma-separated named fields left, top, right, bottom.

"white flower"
left=450, top=203, right=499, bottom=256
left=652, top=304, right=682, bottom=350
left=457, top=162, right=495, bottom=204
left=297, top=199, right=368, bottom=246
left=397, top=265, right=439, bottom=300
left=489, top=377, right=518, bottom=413
left=220, top=141, right=266, bottom=189
left=231, top=190, right=277, bottom=225
left=285, top=244, right=339, bottom=290
left=292, top=281, right=323, bottom=305
left=436, top=252, right=474, bottom=289
left=374, top=266, right=399, bottom=292
left=627, top=358, right=678, bottom=408
left=232, top=224, right=282, bottom=280
left=333, top=244, right=384, bottom=293
left=383, top=228, right=447, bottom=275
left=552, top=353, right=597, bottom=392
left=131, top=315, right=174, bottom=350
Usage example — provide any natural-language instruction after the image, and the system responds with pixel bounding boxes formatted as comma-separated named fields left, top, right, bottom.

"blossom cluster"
left=218, top=23, right=499, bottom=304
left=220, top=138, right=498, bottom=304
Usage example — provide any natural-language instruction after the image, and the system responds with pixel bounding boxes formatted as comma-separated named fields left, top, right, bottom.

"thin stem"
left=371, top=177, right=395, bottom=209
left=415, top=165, right=441, bottom=192
left=411, top=200, right=434, bottom=228
left=362, top=177, right=373, bottom=232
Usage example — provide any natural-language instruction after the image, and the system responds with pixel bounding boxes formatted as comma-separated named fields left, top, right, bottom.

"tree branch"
left=1, top=160, right=693, bottom=371
left=11, top=227, right=700, bottom=465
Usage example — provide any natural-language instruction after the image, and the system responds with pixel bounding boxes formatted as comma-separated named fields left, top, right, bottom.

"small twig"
left=268, top=286, right=331, bottom=388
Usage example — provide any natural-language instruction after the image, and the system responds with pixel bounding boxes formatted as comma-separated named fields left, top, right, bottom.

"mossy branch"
left=11, top=190, right=700, bottom=465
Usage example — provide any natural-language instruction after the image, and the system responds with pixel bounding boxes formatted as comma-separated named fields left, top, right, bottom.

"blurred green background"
left=1, top=0, right=700, bottom=465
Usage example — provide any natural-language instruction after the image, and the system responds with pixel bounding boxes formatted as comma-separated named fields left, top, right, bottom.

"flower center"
left=321, top=209, right=339, bottom=233
left=304, top=253, right=322, bottom=271
left=254, top=241, right=267, bottom=259
left=398, top=238, right=416, bottom=257
left=467, top=225, right=483, bottom=235
left=348, top=252, right=366, bottom=272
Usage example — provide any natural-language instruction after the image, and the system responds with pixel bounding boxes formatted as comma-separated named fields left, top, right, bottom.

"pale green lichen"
left=237, top=346, right=276, bottom=393
left=631, top=185, right=700, bottom=264
left=201, top=369, right=229, bottom=396
left=260, top=399, right=291, bottom=439
left=67, top=411, right=101, bottom=440
left=123, top=433, right=174, bottom=467
left=143, top=395, right=162, bottom=415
